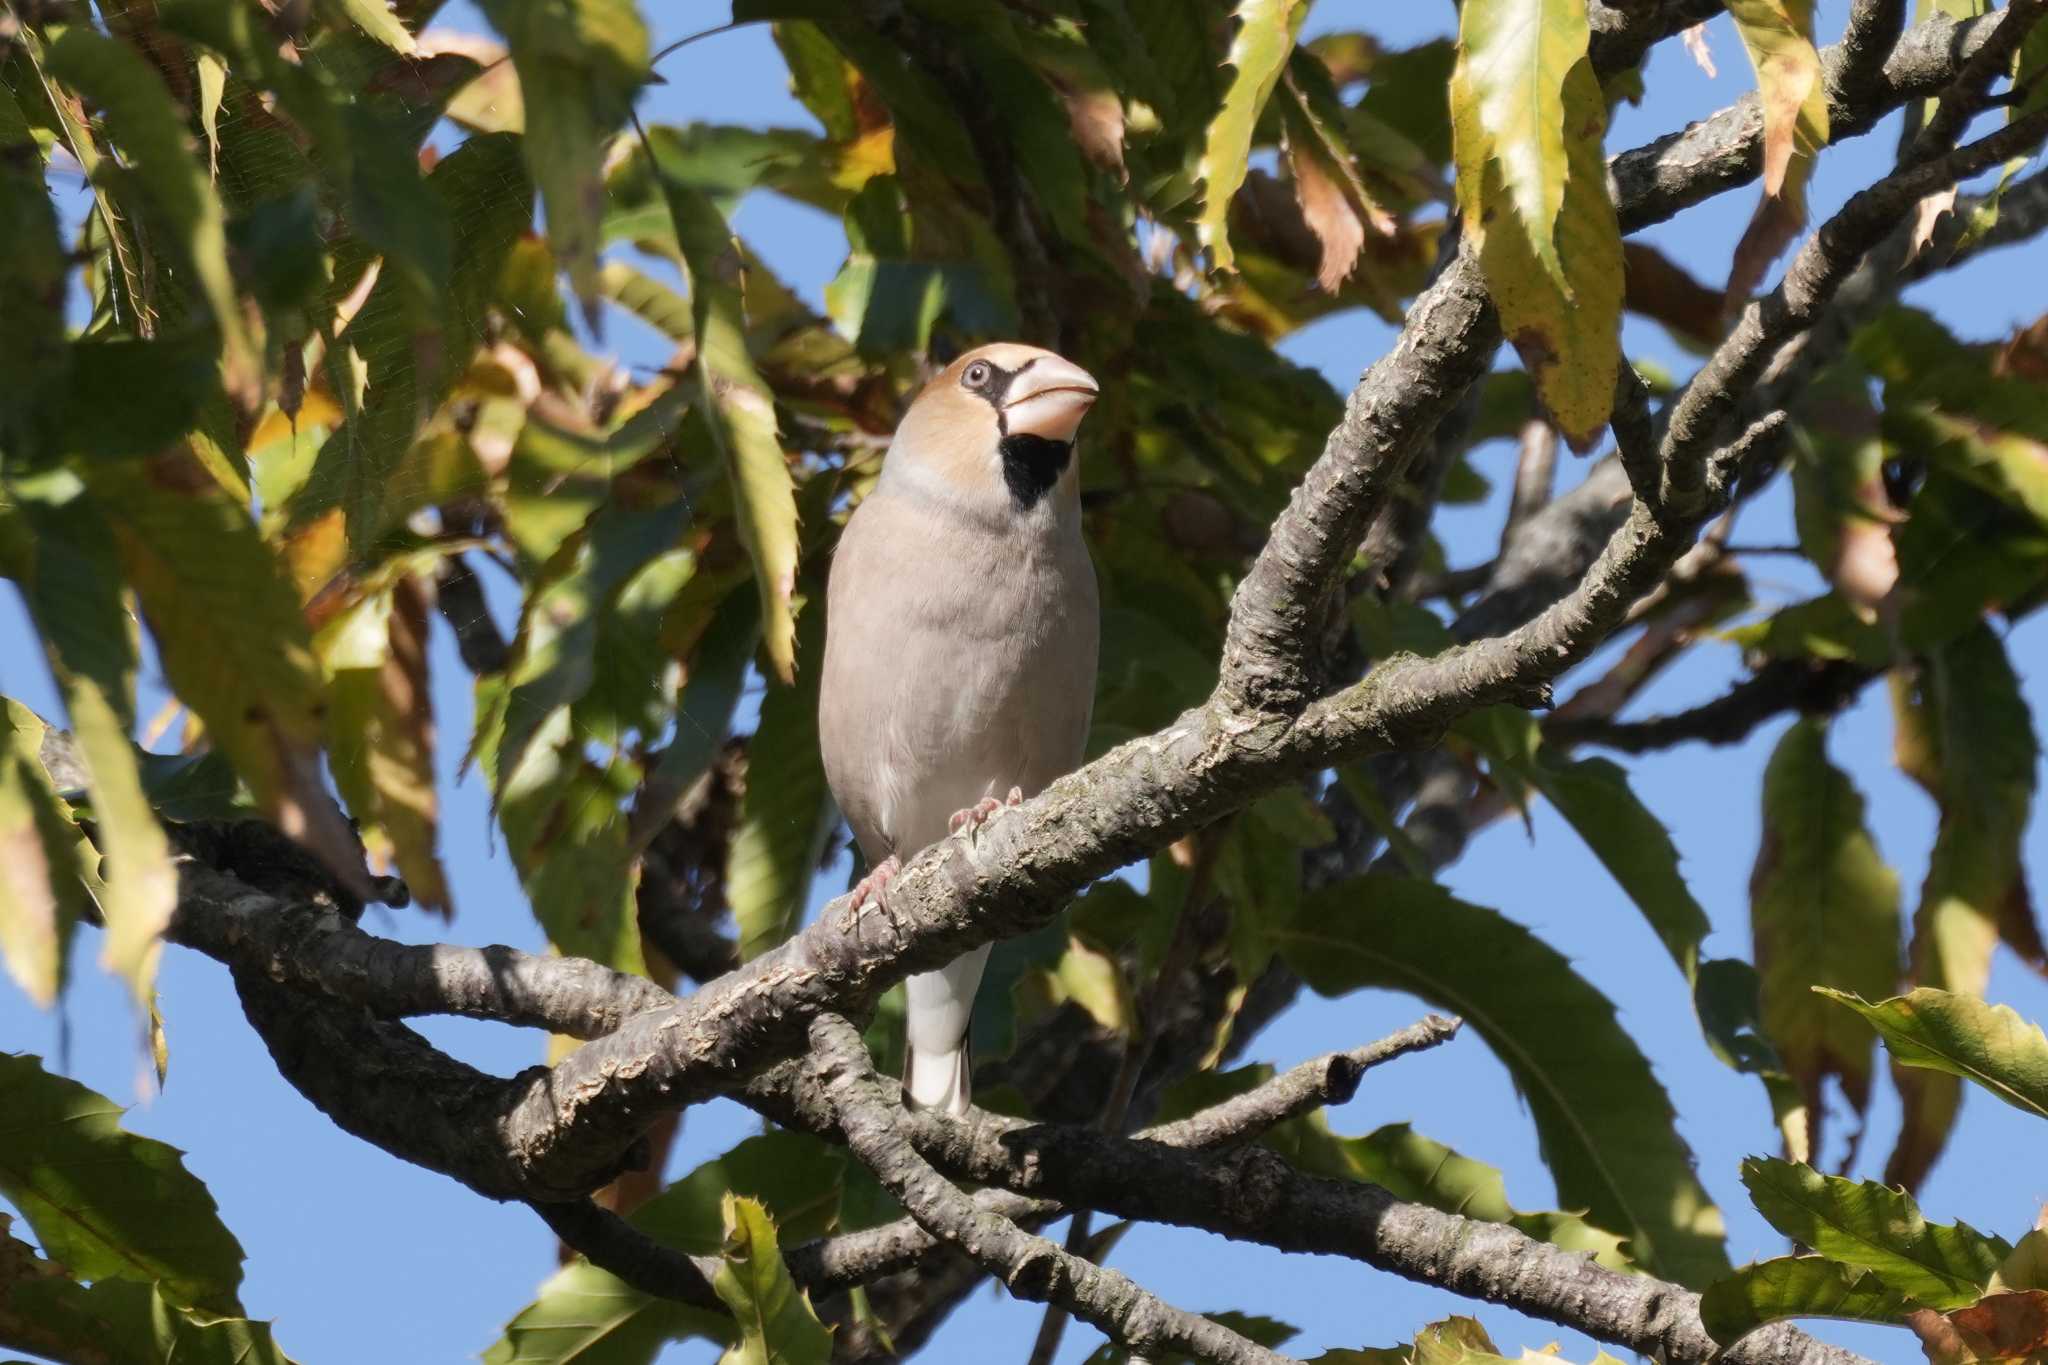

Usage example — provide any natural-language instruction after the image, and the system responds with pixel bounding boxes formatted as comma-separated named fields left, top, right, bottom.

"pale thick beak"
left=1003, top=357, right=1099, bottom=443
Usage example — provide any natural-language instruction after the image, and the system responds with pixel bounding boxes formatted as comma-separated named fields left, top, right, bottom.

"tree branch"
left=1547, top=658, right=1878, bottom=753
left=808, top=1014, right=1298, bottom=1365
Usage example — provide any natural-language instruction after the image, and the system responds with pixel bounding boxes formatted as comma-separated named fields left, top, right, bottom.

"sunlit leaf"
left=654, top=179, right=803, bottom=684
left=0, top=702, right=93, bottom=1007
left=1823, top=988, right=2048, bottom=1123
left=1700, top=1257, right=1916, bottom=1346
left=1740, top=1156, right=2008, bottom=1307
left=1195, top=0, right=1306, bottom=274
left=1450, top=0, right=1620, bottom=447
left=487, top=1133, right=842, bottom=1365
left=711, top=1193, right=833, bottom=1364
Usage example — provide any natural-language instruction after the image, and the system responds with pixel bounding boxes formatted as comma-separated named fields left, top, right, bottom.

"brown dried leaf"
left=1622, top=241, right=1725, bottom=349
left=1683, top=22, right=1719, bottom=78
left=1286, top=131, right=1365, bottom=292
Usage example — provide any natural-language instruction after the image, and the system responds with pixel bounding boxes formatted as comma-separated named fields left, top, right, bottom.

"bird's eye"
left=963, top=361, right=992, bottom=389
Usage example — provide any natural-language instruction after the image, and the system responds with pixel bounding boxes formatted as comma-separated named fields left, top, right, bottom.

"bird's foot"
left=948, top=786, right=1024, bottom=837
left=851, top=855, right=901, bottom=910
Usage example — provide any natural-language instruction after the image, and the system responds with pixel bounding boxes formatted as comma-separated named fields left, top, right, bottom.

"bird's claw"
left=948, top=787, right=1025, bottom=837
left=849, top=856, right=900, bottom=912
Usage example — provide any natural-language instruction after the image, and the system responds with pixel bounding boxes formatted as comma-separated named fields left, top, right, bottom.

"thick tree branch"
left=808, top=1014, right=1298, bottom=1365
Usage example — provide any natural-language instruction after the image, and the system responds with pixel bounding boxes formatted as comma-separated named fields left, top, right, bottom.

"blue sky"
left=3, top=2, right=2047, bottom=1361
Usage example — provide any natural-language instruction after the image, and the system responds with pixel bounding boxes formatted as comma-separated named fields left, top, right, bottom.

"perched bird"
left=819, top=342, right=1102, bottom=1116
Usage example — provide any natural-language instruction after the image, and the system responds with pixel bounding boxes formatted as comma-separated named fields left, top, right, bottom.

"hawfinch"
left=819, top=342, right=1102, bottom=1115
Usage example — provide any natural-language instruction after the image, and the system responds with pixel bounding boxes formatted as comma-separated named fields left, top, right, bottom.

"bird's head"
left=885, top=343, right=1100, bottom=512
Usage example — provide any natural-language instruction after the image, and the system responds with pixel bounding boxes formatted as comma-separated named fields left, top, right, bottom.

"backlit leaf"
left=1195, top=0, right=1306, bottom=274
left=0, top=1054, right=247, bottom=1313
left=711, top=1193, right=833, bottom=1365
left=1751, top=718, right=1901, bottom=1143
left=0, top=702, right=92, bottom=1007
left=1724, top=0, right=1829, bottom=301
left=655, top=179, right=803, bottom=684
left=727, top=602, right=834, bottom=960
left=1450, top=0, right=1620, bottom=447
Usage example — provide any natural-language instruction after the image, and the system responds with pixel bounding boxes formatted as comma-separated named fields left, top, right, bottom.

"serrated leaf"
left=0, top=1231, right=296, bottom=1365
left=478, top=0, right=645, bottom=309
left=0, top=1054, right=247, bottom=1313
left=320, top=0, right=415, bottom=53
left=1275, top=877, right=1729, bottom=1287
left=712, top=1194, right=832, bottom=1365
left=1886, top=625, right=2038, bottom=1188
left=318, top=576, right=450, bottom=914
left=1451, top=0, right=1620, bottom=448
left=728, top=602, right=834, bottom=960
left=1823, top=988, right=2048, bottom=1123
left=82, top=455, right=365, bottom=899
left=486, top=1133, right=843, bottom=1365
left=0, top=703, right=92, bottom=1007
left=1195, top=0, right=1306, bottom=274
left=1740, top=1156, right=2008, bottom=1307
left=1724, top=0, right=1829, bottom=301
left=43, top=27, right=259, bottom=409
left=0, top=86, right=68, bottom=465
left=653, top=179, right=802, bottom=685
left=1699, top=1257, right=1917, bottom=1347
left=1752, top=718, right=1902, bottom=1137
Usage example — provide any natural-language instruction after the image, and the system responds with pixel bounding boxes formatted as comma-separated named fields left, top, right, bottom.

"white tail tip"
left=902, top=1042, right=973, bottom=1117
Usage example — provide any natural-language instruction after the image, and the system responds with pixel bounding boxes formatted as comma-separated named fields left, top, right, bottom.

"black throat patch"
left=998, top=432, right=1072, bottom=510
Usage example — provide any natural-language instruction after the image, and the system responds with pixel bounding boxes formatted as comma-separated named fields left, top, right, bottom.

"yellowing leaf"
left=711, top=1194, right=833, bottom=1365
left=0, top=702, right=93, bottom=1008
left=1725, top=0, right=1829, bottom=301
left=1451, top=0, right=1620, bottom=448
left=320, top=0, right=416, bottom=54
left=84, top=454, right=366, bottom=900
left=655, top=180, right=802, bottom=685
left=1195, top=0, right=1306, bottom=274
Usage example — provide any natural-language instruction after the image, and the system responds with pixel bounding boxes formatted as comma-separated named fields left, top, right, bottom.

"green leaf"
left=1751, top=718, right=1902, bottom=1130
left=0, top=1054, right=247, bottom=1313
left=1450, top=0, right=1621, bottom=447
left=488, top=1133, right=843, bottom=1365
left=19, top=494, right=179, bottom=1008
left=44, top=27, right=259, bottom=407
left=1456, top=708, right=1708, bottom=978
left=1885, top=625, right=2039, bottom=1188
left=1699, top=1257, right=1917, bottom=1347
left=1822, top=988, right=2048, bottom=1123
left=1719, top=594, right=1892, bottom=668
left=0, top=703, right=92, bottom=1007
left=654, top=178, right=803, bottom=686
left=0, top=86, right=68, bottom=465
left=711, top=1194, right=833, bottom=1365
left=1274, top=877, right=1729, bottom=1286
left=1255, top=1111, right=1632, bottom=1270
left=728, top=605, right=835, bottom=961
left=319, top=0, right=415, bottom=53
left=0, top=1226, right=295, bottom=1365
left=479, top=0, right=646, bottom=308
left=1195, top=0, right=1306, bottom=274
left=1739, top=1156, right=2007, bottom=1307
